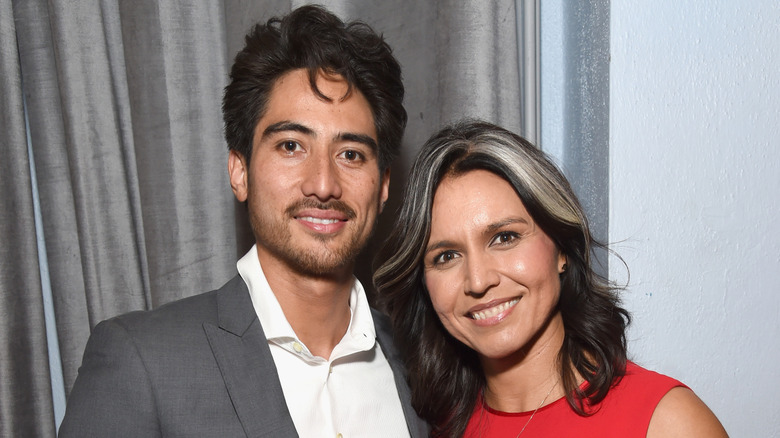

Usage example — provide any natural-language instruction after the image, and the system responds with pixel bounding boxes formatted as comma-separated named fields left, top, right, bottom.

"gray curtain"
left=1, top=0, right=56, bottom=435
left=1, top=0, right=539, bottom=435
left=16, top=0, right=236, bottom=395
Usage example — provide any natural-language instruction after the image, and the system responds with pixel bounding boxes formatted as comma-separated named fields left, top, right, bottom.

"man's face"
left=229, top=69, right=389, bottom=278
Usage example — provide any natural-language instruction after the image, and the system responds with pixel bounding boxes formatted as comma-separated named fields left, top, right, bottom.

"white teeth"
left=471, top=298, right=520, bottom=320
left=300, top=216, right=341, bottom=224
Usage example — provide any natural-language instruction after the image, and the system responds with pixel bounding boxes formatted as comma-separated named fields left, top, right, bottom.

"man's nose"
left=300, top=152, right=343, bottom=201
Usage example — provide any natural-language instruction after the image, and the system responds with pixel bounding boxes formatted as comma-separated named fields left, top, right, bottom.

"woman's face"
left=423, top=170, right=566, bottom=361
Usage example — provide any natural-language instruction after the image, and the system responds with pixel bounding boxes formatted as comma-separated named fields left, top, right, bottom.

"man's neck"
left=257, top=250, right=354, bottom=359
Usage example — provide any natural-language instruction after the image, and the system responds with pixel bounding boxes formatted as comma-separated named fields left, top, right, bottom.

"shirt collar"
left=236, top=245, right=376, bottom=359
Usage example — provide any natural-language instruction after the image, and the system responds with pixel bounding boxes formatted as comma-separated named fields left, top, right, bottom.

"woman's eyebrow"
left=425, top=239, right=456, bottom=256
left=484, top=217, right=529, bottom=235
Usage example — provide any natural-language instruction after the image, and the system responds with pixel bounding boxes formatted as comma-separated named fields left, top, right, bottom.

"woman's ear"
left=558, top=253, right=568, bottom=274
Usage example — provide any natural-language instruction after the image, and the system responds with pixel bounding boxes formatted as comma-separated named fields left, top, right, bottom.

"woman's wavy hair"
left=223, top=4, right=406, bottom=172
left=374, top=120, right=630, bottom=437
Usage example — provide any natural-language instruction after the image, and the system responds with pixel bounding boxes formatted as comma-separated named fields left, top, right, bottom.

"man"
left=59, top=5, right=426, bottom=437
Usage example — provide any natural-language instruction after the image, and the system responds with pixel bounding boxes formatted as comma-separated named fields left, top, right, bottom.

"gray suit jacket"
left=59, top=275, right=428, bottom=437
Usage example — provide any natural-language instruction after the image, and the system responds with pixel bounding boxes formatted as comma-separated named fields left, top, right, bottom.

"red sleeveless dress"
left=464, top=362, right=686, bottom=437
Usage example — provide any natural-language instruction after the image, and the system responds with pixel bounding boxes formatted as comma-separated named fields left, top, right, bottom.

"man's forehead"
left=255, top=69, right=377, bottom=139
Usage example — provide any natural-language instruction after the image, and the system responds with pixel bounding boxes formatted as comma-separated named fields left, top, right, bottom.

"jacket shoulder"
left=106, top=275, right=245, bottom=332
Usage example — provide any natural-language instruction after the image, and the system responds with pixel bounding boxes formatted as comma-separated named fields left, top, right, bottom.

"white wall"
left=609, top=2, right=780, bottom=436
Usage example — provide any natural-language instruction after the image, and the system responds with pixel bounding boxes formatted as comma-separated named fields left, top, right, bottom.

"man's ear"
left=228, top=150, right=248, bottom=202
left=379, top=167, right=390, bottom=213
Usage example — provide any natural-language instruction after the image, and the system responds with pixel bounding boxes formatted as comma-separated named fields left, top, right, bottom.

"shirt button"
left=329, top=365, right=334, bottom=374
left=292, top=341, right=303, bottom=353
left=336, top=434, right=343, bottom=438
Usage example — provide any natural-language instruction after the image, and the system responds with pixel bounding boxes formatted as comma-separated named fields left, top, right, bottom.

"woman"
left=374, top=120, right=727, bottom=437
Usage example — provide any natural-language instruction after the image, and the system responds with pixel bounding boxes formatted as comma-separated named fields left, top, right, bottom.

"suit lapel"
left=373, top=310, right=430, bottom=438
left=203, top=276, right=298, bottom=437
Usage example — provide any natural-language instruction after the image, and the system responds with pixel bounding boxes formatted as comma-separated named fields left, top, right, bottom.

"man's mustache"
left=285, top=199, right=356, bottom=220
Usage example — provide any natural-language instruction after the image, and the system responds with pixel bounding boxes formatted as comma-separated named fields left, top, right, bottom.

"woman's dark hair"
left=374, top=120, right=630, bottom=437
left=222, top=5, right=406, bottom=171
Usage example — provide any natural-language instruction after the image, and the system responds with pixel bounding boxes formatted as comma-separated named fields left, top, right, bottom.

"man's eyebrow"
left=261, top=122, right=378, bottom=151
left=338, top=132, right=379, bottom=152
left=261, top=121, right=315, bottom=140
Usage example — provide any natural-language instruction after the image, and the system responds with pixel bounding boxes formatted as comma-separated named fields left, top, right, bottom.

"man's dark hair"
left=222, top=5, right=406, bottom=171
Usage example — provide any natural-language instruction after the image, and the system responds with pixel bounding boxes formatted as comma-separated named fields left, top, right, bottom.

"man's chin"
left=251, top=221, right=369, bottom=277
left=285, top=255, right=354, bottom=278
left=274, top=242, right=360, bottom=277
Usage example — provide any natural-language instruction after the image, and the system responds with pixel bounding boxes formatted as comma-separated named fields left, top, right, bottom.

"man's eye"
left=341, top=149, right=363, bottom=161
left=281, top=141, right=301, bottom=153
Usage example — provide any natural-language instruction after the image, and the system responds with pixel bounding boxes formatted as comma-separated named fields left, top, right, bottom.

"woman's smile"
left=468, top=297, right=521, bottom=324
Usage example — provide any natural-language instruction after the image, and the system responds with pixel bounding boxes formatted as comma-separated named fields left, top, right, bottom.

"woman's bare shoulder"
left=646, top=386, right=728, bottom=438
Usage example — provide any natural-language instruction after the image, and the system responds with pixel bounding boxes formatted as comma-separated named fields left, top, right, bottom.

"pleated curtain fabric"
left=0, top=0, right=536, bottom=435
left=0, top=0, right=57, bottom=435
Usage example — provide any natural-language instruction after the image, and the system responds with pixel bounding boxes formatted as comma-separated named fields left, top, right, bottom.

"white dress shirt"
left=237, top=245, right=410, bottom=438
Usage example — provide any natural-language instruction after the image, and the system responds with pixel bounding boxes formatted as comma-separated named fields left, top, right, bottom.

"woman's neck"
left=480, top=313, right=567, bottom=413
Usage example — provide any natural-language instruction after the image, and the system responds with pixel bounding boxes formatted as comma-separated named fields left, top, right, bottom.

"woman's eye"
left=432, top=251, right=459, bottom=266
left=491, top=231, right=518, bottom=246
